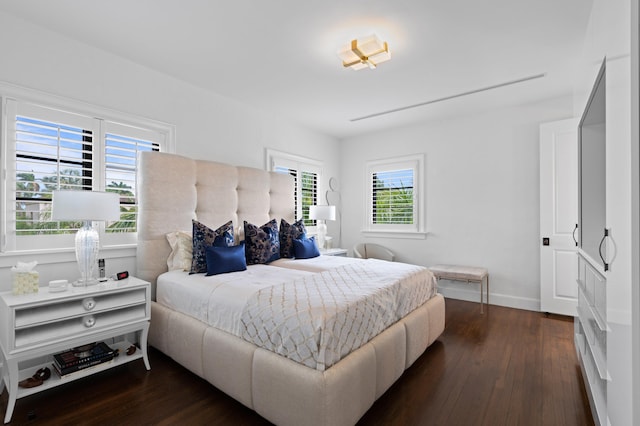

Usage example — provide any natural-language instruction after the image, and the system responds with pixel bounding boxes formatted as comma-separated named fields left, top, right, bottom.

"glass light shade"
left=338, top=34, right=390, bottom=70
left=368, top=48, right=391, bottom=66
left=51, top=191, right=120, bottom=286
left=357, top=35, right=386, bottom=57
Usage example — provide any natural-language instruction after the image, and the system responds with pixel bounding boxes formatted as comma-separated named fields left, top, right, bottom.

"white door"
left=539, top=118, right=579, bottom=316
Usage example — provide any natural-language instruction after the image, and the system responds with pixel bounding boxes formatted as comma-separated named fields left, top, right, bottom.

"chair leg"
left=480, top=279, right=484, bottom=314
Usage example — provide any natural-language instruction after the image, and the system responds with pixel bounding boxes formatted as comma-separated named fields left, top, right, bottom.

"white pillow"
left=166, top=231, right=192, bottom=271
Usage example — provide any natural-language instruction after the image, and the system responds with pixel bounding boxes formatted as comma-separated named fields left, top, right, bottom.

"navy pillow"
left=244, top=219, right=280, bottom=265
left=279, top=218, right=307, bottom=258
left=293, top=236, right=320, bottom=259
left=205, top=243, right=247, bottom=276
left=190, top=220, right=234, bottom=274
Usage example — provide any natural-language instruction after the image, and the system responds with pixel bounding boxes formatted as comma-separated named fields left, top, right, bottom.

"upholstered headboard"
left=136, top=151, right=295, bottom=293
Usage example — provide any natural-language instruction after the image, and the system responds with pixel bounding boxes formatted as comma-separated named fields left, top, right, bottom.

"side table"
left=320, top=248, right=348, bottom=257
left=0, top=276, right=151, bottom=423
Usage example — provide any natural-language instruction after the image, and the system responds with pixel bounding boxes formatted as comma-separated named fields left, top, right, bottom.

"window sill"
left=0, top=245, right=136, bottom=268
left=360, top=230, right=428, bottom=240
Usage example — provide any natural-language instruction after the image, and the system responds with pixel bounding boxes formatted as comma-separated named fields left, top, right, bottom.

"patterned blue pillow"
left=279, top=218, right=307, bottom=258
left=244, top=219, right=280, bottom=265
left=190, top=220, right=234, bottom=274
left=293, top=236, right=320, bottom=259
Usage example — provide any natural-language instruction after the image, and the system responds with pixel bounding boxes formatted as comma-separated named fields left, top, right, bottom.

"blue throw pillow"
left=244, top=219, right=280, bottom=265
left=205, top=243, right=247, bottom=276
left=190, top=220, right=234, bottom=274
left=279, top=218, right=307, bottom=258
left=293, top=236, right=320, bottom=259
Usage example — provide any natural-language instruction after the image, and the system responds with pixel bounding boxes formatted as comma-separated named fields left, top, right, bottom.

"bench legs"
left=480, top=275, right=489, bottom=314
left=429, top=265, right=490, bottom=314
left=434, top=275, right=489, bottom=313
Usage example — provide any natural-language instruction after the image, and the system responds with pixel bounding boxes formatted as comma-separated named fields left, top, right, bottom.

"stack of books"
left=52, top=342, right=117, bottom=378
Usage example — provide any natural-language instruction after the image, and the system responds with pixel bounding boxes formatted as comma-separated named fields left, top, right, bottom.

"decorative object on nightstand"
left=309, top=205, right=336, bottom=250
left=51, top=190, right=120, bottom=286
left=10, top=261, right=39, bottom=295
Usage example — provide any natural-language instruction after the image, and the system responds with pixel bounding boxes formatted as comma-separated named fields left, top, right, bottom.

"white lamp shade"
left=309, top=205, right=336, bottom=221
left=52, top=190, right=121, bottom=222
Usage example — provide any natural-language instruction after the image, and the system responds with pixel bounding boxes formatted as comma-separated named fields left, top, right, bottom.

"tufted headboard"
left=136, top=151, right=295, bottom=295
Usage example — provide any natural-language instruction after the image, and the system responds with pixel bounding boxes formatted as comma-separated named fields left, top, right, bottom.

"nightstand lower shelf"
left=1, top=323, right=150, bottom=423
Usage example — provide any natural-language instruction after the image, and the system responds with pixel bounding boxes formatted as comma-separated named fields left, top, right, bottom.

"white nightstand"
left=320, top=248, right=348, bottom=257
left=0, top=276, right=151, bottom=423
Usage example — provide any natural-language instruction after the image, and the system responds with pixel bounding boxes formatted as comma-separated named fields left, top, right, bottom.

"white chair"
left=353, top=243, right=395, bottom=261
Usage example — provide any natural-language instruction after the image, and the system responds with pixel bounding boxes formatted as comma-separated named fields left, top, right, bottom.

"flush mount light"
left=338, top=34, right=391, bottom=70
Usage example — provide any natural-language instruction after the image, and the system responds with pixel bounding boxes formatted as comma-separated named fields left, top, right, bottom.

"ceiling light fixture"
left=338, top=34, right=390, bottom=70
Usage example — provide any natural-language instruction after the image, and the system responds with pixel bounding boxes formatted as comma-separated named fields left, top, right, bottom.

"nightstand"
left=320, top=248, right=348, bottom=257
left=0, top=276, right=151, bottom=423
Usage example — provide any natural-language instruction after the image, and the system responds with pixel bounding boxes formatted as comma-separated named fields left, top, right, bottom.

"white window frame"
left=0, top=83, right=176, bottom=258
left=363, top=154, right=426, bottom=239
left=266, top=149, right=324, bottom=230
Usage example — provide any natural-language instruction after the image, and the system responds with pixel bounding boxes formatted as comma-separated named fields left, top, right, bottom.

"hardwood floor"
left=1, top=299, right=593, bottom=426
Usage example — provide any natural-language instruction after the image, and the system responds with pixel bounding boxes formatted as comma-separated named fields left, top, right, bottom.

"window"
left=2, top=96, right=173, bottom=253
left=372, top=168, right=414, bottom=225
left=365, top=154, right=425, bottom=236
left=266, top=149, right=323, bottom=227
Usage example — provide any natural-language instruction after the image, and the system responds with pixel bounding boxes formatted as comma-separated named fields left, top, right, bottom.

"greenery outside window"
left=365, top=154, right=425, bottom=236
left=2, top=96, right=172, bottom=253
left=267, top=149, right=323, bottom=227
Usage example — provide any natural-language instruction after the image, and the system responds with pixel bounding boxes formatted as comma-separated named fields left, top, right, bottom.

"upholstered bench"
left=429, top=264, right=489, bottom=313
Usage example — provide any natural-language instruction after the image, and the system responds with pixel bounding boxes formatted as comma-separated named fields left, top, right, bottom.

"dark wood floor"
left=2, top=299, right=593, bottom=426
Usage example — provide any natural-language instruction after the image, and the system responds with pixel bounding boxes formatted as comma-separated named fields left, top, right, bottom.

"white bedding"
left=242, top=259, right=437, bottom=370
left=157, top=265, right=314, bottom=335
left=157, top=256, right=438, bottom=370
left=270, top=255, right=358, bottom=272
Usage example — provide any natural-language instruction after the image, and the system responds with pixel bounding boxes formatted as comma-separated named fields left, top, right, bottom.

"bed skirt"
left=149, top=293, right=445, bottom=426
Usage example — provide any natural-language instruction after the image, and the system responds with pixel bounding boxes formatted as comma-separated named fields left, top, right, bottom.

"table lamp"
left=309, top=205, right=336, bottom=250
left=51, top=190, right=120, bottom=286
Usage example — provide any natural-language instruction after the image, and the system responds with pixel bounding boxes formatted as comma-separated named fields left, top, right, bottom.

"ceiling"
left=0, top=1, right=592, bottom=139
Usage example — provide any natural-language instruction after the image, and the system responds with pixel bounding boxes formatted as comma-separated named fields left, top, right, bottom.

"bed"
left=136, top=151, right=445, bottom=426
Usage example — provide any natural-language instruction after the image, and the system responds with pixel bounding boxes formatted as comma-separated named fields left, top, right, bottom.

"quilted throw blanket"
left=240, top=259, right=437, bottom=371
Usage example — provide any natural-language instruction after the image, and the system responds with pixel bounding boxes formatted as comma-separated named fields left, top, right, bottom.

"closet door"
left=539, top=118, right=579, bottom=315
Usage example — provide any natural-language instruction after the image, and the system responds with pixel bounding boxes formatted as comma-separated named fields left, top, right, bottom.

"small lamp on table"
left=309, top=205, right=336, bottom=250
left=51, top=190, right=120, bottom=286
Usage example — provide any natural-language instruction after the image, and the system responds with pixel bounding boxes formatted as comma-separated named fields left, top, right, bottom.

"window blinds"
left=15, top=115, right=94, bottom=235
left=104, top=131, right=159, bottom=233
left=372, top=168, right=414, bottom=224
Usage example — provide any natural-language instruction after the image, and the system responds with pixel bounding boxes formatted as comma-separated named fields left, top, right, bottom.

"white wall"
left=339, top=97, right=574, bottom=310
left=0, top=12, right=340, bottom=290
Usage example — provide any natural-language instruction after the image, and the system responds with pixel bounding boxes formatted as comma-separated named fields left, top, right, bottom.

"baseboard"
left=437, top=284, right=540, bottom=312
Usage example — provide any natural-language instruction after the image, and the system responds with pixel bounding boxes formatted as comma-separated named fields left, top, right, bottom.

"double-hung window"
left=267, top=149, right=323, bottom=227
left=2, top=96, right=173, bottom=253
left=365, top=154, right=425, bottom=236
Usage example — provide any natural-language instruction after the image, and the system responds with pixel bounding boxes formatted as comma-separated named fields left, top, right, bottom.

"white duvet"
left=157, top=256, right=437, bottom=370
left=157, top=265, right=314, bottom=335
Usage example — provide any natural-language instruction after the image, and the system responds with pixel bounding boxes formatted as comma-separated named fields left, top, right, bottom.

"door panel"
left=540, top=118, right=579, bottom=315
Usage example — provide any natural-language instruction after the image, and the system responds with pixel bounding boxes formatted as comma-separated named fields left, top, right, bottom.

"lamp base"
left=72, top=278, right=99, bottom=287
left=316, top=221, right=327, bottom=250
left=75, top=221, right=100, bottom=288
